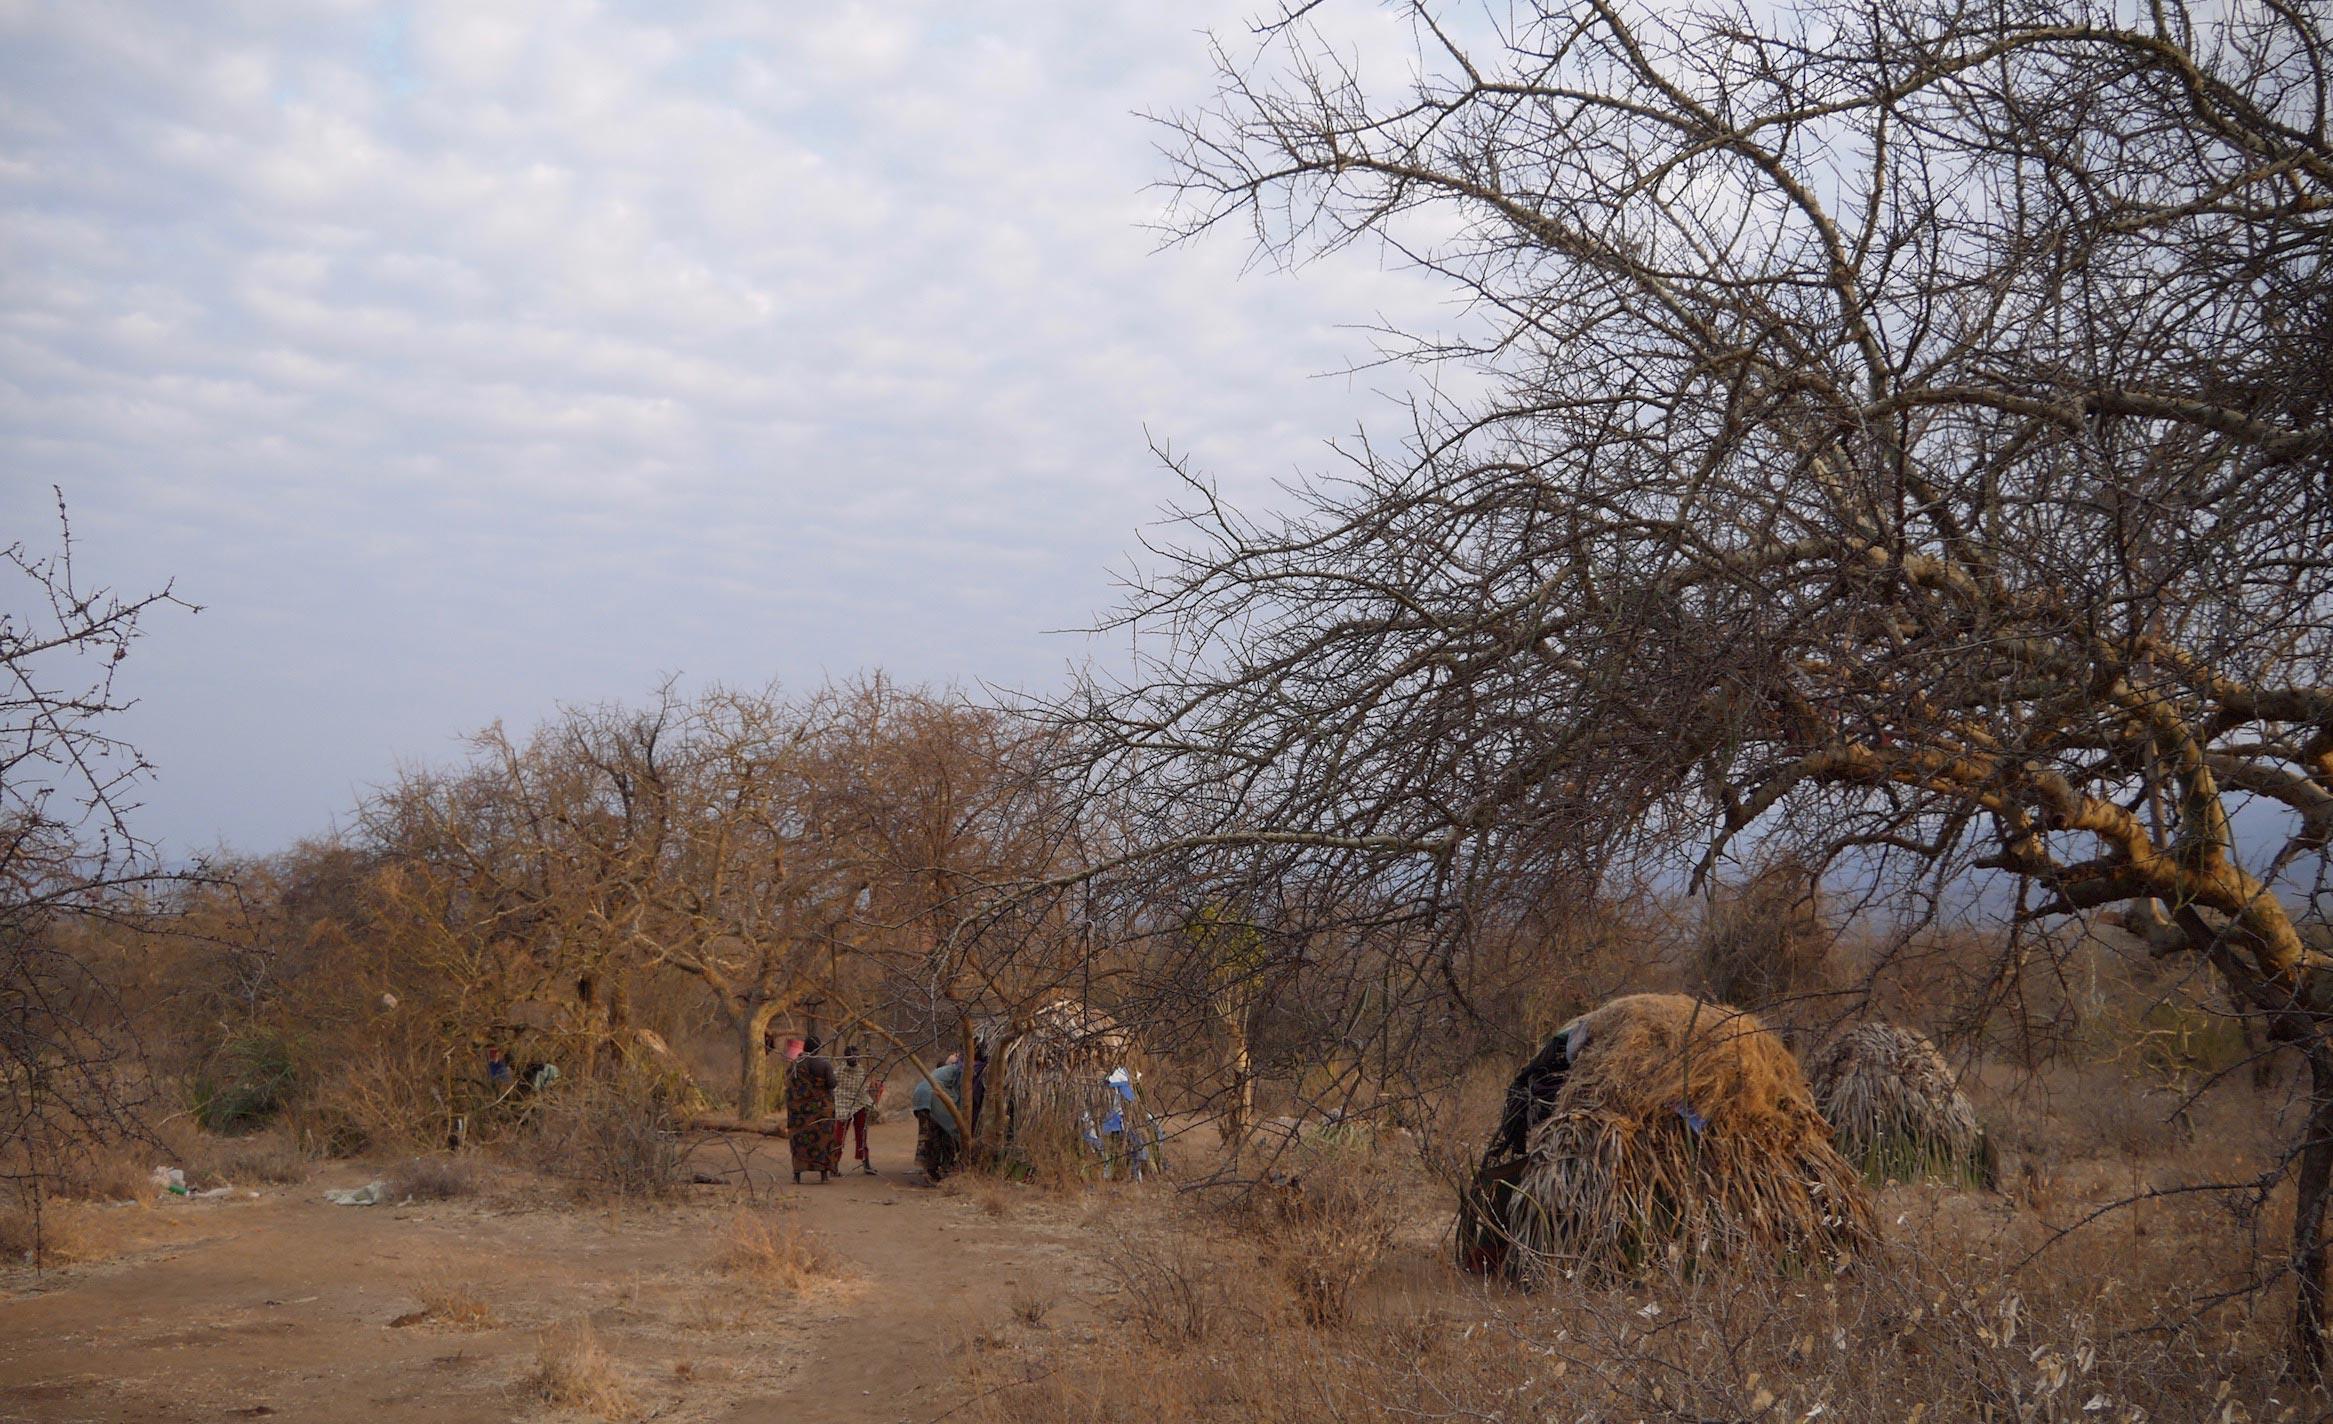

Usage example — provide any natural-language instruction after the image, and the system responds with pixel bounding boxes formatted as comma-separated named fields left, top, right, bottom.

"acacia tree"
left=2, top=493, right=189, bottom=1256
left=369, top=686, right=870, bottom=1120
left=806, top=677, right=1145, bottom=1148
left=613, top=687, right=866, bottom=1119
left=1066, top=0, right=2333, bottom=1365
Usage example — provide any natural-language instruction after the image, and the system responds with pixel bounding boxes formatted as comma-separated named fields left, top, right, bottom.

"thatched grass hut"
left=1467, top=993, right=1875, bottom=1283
left=972, top=995, right=1153, bottom=1175
left=1805, top=1023, right=1995, bottom=1188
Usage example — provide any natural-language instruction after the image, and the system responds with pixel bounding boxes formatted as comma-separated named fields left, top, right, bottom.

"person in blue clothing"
left=1097, top=1066, right=1164, bottom=1180
left=913, top=1054, right=966, bottom=1181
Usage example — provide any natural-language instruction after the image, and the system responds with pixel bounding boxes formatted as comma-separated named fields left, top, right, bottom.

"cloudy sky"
left=1, top=0, right=1452, bottom=856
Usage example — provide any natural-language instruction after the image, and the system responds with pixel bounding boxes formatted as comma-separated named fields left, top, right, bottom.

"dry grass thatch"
left=973, top=995, right=1142, bottom=1175
left=1491, top=993, right=1875, bottom=1282
left=1805, top=1022, right=1996, bottom=1188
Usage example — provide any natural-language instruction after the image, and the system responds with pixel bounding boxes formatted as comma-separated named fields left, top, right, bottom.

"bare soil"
left=0, top=1118, right=1111, bottom=1424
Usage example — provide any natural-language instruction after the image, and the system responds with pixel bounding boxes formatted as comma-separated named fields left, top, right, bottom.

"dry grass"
left=1808, top=1022, right=1997, bottom=1187
left=533, top=1073, right=683, bottom=1201
left=385, top=1153, right=478, bottom=1201
left=526, top=1320, right=638, bottom=1419
left=42, top=1145, right=156, bottom=1203
left=1010, top=1284, right=1054, bottom=1327
left=965, top=1199, right=2316, bottom=1424
left=1235, top=1147, right=1407, bottom=1328
left=391, top=1281, right=499, bottom=1330
left=160, top=1123, right=314, bottom=1189
left=955, top=996, right=2311, bottom=1424
left=1498, top=994, right=1875, bottom=1282
left=0, top=1197, right=101, bottom=1265
left=714, top=1209, right=840, bottom=1293
left=1698, top=855, right=1834, bottom=1009
left=940, top=1171, right=1017, bottom=1217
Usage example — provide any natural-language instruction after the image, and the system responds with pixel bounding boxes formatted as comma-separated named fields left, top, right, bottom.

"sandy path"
left=696, top=1120, right=1100, bottom=1424
left=0, top=1117, right=1103, bottom=1424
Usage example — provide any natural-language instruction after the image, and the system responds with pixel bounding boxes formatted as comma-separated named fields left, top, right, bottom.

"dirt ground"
left=0, top=1117, right=1116, bottom=1424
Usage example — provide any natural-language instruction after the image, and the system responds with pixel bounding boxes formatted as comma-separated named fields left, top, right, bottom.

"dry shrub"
left=1698, top=856, right=1833, bottom=1009
left=1807, top=1023, right=1997, bottom=1187
left=1241, top=1148, right=1406, bottom=1328
left=1984, top=1058, right=2240, bottom=1174
left=0, top=1196, right=100, bottom=1265
left=41, top=1144, right=153, bottom=1203
left=532, top=1072, right=682, bottom=1201
left=960, top=1225, right=2316, bottom=1424
left=1010, top=1285, right=1053, bottom=1327
left=163, top=1125, right=312, bottom=1189
left=386, top=1153, right=477, bottom=1201
left=392, top=1281, right=499, bottom=1330
left=189, top=1029, right=298, bottom=1134
left=292, top=1041, right=444, bottom=1157
left=1501, top=994, right=1875, bottom=1282
left=714, top=1209, right=839, bottom=1293
left=1096, top=1231, right=1273, bottom=1351
left=526, top=1320, right=637, bottom=1419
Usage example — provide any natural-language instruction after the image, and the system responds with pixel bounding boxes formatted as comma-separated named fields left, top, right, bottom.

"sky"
left=0, top=0, right=1454, bottom=857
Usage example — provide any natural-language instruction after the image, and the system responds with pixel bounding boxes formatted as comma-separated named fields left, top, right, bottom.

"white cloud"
left=0, top=0, right=1457, bottom=853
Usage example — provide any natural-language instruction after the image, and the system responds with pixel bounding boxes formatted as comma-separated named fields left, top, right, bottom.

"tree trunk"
left=959, top=1018, right=979, bottom=1150
left=2294, top=1044, right=2333, bottom=1378
left=736, top=999, right=782, bottom=1119
left=1220, top=995, right=1253, bottom=1157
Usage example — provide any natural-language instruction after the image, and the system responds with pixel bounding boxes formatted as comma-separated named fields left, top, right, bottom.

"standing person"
left=830, top=1044, right=878, bottom=1176
left=969, top=1041, right=990, bottom=1136
left=912, top=1056, right=964, bottom=1182
left=786, top=1037, right=840, bottom=1185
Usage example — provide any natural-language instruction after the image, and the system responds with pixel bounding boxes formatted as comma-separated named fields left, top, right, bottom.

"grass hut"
left=1805, top=1023, right=1995, bottom=1188
left=1467, top=993, right=1874, bottom=1283
left=972, top=995, right=1154, bottom=1176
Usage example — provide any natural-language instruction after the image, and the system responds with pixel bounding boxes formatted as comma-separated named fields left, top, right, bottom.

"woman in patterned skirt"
left=786, top=1038, right=840, bottom=1184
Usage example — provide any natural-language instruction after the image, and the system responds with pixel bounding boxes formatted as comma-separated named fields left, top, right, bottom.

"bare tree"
left=611, top=687, right=865, bottom=1119
left=2, top=491, right=191, bottom=1257
left=1061, top=0, right=2333, bottom=1366
left=359, top=678, right=1085, bottom=1132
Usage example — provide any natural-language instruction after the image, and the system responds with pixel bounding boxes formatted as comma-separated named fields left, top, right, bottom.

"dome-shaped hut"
left=1464, top=993, right=1874, bottom=1283
left=972, top=995, right=1159, bottom=1178
left=1805, top=1022, right=1995, bottom=1188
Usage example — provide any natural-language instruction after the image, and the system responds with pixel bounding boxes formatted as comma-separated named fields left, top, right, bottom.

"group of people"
left=778, top=1037, right=1163, bottom=1186
left=781, top=1036, right=983, bottom=1186
left=782, top=1039, right=880, bottom=1184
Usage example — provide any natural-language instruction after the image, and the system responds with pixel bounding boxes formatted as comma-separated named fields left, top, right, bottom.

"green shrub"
left=191, top=1030, right=298, bottom=1134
